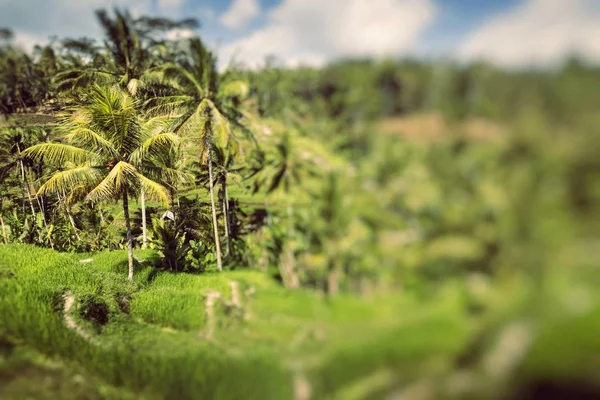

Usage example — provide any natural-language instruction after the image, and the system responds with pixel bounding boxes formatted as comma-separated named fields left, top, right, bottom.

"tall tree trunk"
left=31, top=178, right=54, bottom=249
left=122, top=191, right=135, bottom=281
left=37, top=196, right=54, bottom=249
left=19, top=171, right=26, bottom=216
left=222, top=175, right=231, bottom=257
left=207, top=150, right=223, bottom=272
left=98, top=204, right=105, bottom=225
left=67, top=211, right=80, bottom=241
left=281, top=202, right=299, bottom=288
left=19, top=159, right=36, bottom=220
left=60, top=190, right=80, bottom=241
left=327, top=260, right=340, bottom=296
left=38, top=194, right=46, bottom=222
left=140, top=188, right=147, bottom=249
left=0, top=214, right=7, bottom=244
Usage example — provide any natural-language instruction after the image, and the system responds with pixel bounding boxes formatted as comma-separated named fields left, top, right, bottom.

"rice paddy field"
left=1, top=238, right=599, bottom=399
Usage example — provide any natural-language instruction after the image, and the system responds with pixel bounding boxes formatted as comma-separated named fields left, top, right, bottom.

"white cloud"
left=165, top=28, right=196, bottom=41
left=220, top=0, right=261, bottom=30
left=219, top=0, right=436, bottom=69
left=12, top=31, right=46, bottom=52
left=458, top=0, right=600, bottom=67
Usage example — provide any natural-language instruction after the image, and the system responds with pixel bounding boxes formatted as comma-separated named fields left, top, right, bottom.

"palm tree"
left=148, top=37, right=250, bottom=272
left=55, top=8, right=198, bottom=93
left=24, top=84, right=175, bottom=280
left=251, top=128, right=339, bottom=288
left=309, top=172, right=352, bottom=295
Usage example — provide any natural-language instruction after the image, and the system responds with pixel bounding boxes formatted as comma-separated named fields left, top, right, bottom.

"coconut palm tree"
left=24, top=84, right=176, bottom=280
left=147, top=37, right=250, bottom=272
left=55, top=8, right=198, bottom=93
left=250, top=128, right=340, bottom=288
left=55, top=9, right=200, bottom=248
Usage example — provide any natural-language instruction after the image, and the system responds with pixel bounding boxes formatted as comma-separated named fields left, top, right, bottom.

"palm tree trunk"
left=19, top=159, right=36, bottom=220
left=0, top=214, right=7, bottom=244
left=67, top=211, right=80, bottom=241
left=207, top=150, right=223, bottom=272
left=327, top=260, right=340, bottom=296
left=19, top=172, right=26, bottom=216
left=222, top=175, right=231, bottom=257
left=281, top=202, right=299, bottom=288
left=60, top=190, right=80, bottom=241
left=32, top=179, right=54, bottom=249
left=122, top=191, right=135, bottom=280
left=37, top=196, right=54, bottom=249
left=98, top=204, right=105, bottom=225
left=141, top=188, right=147, bottom=249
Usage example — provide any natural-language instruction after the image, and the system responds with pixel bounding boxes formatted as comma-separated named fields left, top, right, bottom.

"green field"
left=2, top=240, right=600, bottom=399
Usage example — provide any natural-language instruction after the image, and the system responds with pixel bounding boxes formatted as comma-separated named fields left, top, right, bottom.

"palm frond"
left=65, top=127, right=119, bottom=158
left=161, top=62, right=204, bottom=95
left=144, top=95, right=193, bottom=117
left=127, top=78, right=144, bottom=96
left=23, top=143, right=93, bottom=165
left=54, top=68, right=117, bottom=91
left=220, top=80, right=249, bottom=100
left=86, top=161, right=137, bottom=202
left=129, top=132, right=179, bottom=165
left=37, top=166, right=103, bottom=196
left=140, top=116, right=173, bottom=136
left=135, top=173, right=170, bottom=206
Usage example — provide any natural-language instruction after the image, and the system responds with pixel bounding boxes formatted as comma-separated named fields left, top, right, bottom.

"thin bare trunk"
left=327, top=260, right=340, bottom=296
left=19, top=159, right=36, bottom=220
left=279, top=246, right=299, bottom=289
left=67, top=212, right=79, bottom=241
left=32, top=179, right=54, bottom=249
left=141, top=188, right=147, bottom=249
left=60, top=190, right=80, bottom=241
left=207, top=150, right=223, bottom=272
left=281, top=202, right=299, bottom=288
left=19, top=173, right=26, bottom=215
left=222, top=175, right=231, bottom=257
left=0, top=214, right=7, bottom=244
left=37, top=194, right=46, bottom=222
left=123, top=191, right=134, bottom=280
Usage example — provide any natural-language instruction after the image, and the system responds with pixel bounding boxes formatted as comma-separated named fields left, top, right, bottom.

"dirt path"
left=62, top=293, right=99, bottom=345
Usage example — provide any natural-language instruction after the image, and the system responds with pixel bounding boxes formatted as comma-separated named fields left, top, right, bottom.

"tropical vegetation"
left=1, top=7, right=599, bottom=400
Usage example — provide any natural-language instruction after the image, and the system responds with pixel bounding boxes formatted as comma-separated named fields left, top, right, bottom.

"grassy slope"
left=0, top=244, right=471, bottom=399
left=0, top=335, right=137, bottom=400
left=2, top=240, right=599, bottom=399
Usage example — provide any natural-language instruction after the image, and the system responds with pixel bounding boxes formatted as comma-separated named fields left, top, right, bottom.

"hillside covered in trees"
left=1, top=7, right=599, bottom=400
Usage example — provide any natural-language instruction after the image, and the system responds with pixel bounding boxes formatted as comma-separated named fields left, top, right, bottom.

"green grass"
left=0, top=244, right=475, bottom=399
left=0, top=335, right=137, bottom=400
left=2, top=243, right=598, bottom=399
left=0, top=245, right=292, bottom=399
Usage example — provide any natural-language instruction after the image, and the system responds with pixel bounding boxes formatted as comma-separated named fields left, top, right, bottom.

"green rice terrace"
left=1, top=5, right=600, bottom=400
left=2, top=241, right=599, bottom=399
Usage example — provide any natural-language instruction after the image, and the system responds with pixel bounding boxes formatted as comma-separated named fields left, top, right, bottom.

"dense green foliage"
left=1, top=7, right=599, bottom=399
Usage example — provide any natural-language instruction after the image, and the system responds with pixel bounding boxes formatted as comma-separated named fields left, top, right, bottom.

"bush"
left=78, top=294, right=110, bottom=326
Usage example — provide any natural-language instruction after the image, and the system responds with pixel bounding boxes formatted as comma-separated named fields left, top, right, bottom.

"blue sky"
left=1, top=0, right=599, bottom=68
